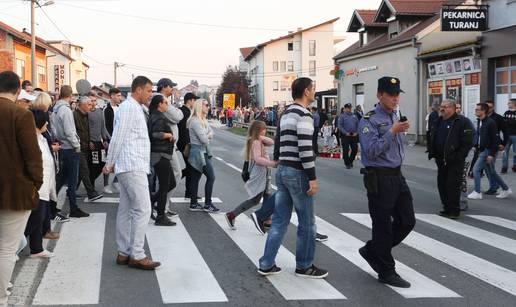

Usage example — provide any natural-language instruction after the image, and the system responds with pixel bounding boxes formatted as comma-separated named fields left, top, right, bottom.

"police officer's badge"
left=362, top=126, right=369, bottom=134
left=391, top=78, right=397, bottom=84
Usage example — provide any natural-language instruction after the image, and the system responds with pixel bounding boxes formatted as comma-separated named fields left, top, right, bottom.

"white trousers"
left=116, top=172, right=151, bottom=261
left=0, top=210, right=30, bottom=307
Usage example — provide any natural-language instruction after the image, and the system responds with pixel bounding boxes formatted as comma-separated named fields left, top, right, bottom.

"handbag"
left=241, top=161, right=250, bottom=182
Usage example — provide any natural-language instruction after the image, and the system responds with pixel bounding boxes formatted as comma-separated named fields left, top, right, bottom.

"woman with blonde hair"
left=225, top=120, right=277, bottom=229
left=187, top=99, right=219, bottom=213
left=31, top=92, right=53, bottom=112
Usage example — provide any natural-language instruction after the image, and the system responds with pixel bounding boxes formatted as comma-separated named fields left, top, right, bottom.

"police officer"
left=338, top=103, right=359, bottom=169
left=357, top=77, right=415, bottom=288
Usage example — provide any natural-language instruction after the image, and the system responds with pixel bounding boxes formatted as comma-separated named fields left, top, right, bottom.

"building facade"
left=242, top=18, right=340, bottom=108
left=47, top=40, right=89, bottom=92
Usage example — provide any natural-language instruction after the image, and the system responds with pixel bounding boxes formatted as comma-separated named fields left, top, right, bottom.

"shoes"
left=359, top=246, right=379, bottom=273
left=295, top=265, right=328, bottom=279
left=225, top=212, right=236, bottom=230
left=150, top=212, right=156, bottom=221
left=128, top=257, right=161, bottom=270
left=460, top=202, right=469, bottom=211
left=166, top=210, right=178, bottom=217
left=52, top=213, right=70, bottom=223
left=501, top=167, right=508, bottom=174
left=69, top=208, right=90, bottom=218
left=203, top=204, right=220, bottom=213
left=155, top=215, right=176, bottom=226
left=103, top=186, right=114, bottom=194
left=345, top=165, right=352, bottom=169
left=116, top=254, right=129, bottom=265
left=315, top=233, right=328, bottom=242
left=496, top=188, right=513, bottom=199
left=513, top=166, right=516, bottom=173
left=29, top=250, right=54, bottom=258
left=257, top=265, right=282, bottom=276
left=379, top=272, right=411, bottom=288
left=189, top=203, right=204, bottom=211
left=484, top=188, right=499, bottom=195
left=85, top=193, right=104, bottom=202
left=43, top=231, right=60, bottom=240
left=438, top=211, right=460, bottom=219
left=250, top=212, right=265, bottom=235
left=467, top=191, right=483, bottom=200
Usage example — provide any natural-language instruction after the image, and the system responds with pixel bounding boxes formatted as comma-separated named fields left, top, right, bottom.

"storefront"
left=425, top=56, right=481, bottom=121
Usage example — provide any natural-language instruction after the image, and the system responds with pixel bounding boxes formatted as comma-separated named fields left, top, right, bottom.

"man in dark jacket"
left=427, top=100, right=473, bottom=219
left=468, top=103, right=512, bottom=200
left=104, top=88, right=122, bottom=136
left=485, top=100, right=509, bottom=194
left=502, top=99, right=516, bottom=173
left=0, top=71, right=43, bottom=305
left=178, top=93, right=198, bottom=199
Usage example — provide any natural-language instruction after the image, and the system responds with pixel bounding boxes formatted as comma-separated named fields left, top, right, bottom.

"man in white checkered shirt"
left=103, top=76, right=161, bottom=270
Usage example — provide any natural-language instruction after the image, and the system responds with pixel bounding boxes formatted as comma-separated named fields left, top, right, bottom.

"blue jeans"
left=190, top=154, right=215, bottom=206
left=474, top=150, right=508, bottom=192
left=502, top=135, right=516, bottom=169
left=254, top=192, right=276, bottom=221
left=259, top=165, right=316, bottom=270
left=56, top=149, right=80, bottom=211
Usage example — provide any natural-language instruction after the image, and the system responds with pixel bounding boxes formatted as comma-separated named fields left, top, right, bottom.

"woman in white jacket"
left=24, top=109, right=57, bottom=258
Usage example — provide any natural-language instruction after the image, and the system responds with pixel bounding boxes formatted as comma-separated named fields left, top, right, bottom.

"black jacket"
left=104, top=103, right=115, bottom=136
left=148, top=112, right=174, bottom=155
left=489, top=112, right=508, bottom=146
left=477, top=116, right=500, bottom=156
left=177, top=105, right=191, bottom=152
left=427, top=114, right=474, bottom=164
left=504, top=110, right=516, bottom=136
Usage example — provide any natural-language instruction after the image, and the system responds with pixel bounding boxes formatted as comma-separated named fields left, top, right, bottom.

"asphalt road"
left=8, top=123, right=516, bottom=307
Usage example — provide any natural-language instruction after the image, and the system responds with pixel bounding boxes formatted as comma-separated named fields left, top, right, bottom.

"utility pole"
left=114, top=61, right=124, bottom=87
left=31, top=0, right=36, bottom=86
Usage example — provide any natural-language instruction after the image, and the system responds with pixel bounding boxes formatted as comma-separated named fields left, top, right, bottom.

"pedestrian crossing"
left=14, top=206, right=516, bottom=305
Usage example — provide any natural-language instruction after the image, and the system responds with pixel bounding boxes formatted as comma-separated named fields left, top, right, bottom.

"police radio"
left=400, top=116, right=407, bottom=122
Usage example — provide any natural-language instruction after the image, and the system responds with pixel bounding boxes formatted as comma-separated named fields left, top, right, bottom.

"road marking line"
left=169, top=197, right=222, bottom=203
left=88, top=197, right=119, bottom=203
left=146, top=218, right=228, bottom=303
left=290, top=214, right=459, bottom=298
left=468, top=215, right=516, bottom=232
left=210, top=214, right=346, bottom=300
left=342, top=213, right=516, bottom=296
left=33, top=213, right=106, bottom=305
left=416, top=214, right=516, bottom=255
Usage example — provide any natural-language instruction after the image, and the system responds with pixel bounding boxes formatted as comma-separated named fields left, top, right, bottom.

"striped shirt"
left=279, top=103, right=316, bottom=180
left=106, top=96, right=151, bottom=175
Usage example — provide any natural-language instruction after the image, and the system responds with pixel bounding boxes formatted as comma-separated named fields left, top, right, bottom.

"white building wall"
left=46, top=52, right=70, bottom=93
left=301, top=23, right=335, bottom=92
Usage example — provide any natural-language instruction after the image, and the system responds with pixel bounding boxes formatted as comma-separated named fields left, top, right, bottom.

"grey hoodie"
left=51, top=99, right=81, bottom=151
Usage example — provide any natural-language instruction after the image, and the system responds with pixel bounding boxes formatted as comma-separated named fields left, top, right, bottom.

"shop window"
left=496, top=56, right=510, bottom=68
left=445, top=78, right=462, bottom=103
left=497, top=71, right=509, bottom=84
left=354, top=83, right=364, bottom=106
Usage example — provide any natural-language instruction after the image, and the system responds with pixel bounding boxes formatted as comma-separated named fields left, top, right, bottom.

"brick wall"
left=0, top=30, right=14, bottom=72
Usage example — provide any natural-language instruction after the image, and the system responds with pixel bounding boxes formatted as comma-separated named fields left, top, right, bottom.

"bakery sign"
left=441, top=8, right=487, bottom=31
left=54, top=65, right=65, bottom=92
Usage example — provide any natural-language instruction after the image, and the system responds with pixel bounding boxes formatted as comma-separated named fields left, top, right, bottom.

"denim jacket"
left=188, top=143, right=212, bottom=173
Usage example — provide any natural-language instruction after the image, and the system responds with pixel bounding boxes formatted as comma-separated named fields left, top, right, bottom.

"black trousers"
left=312, top=128, right=320, bottom=154
left=24, top=200, right=49, bottom=254
left=181, top=151, right=195, bottom=198
left=88, top=141, right=105, bottom=186
left=78, top=150, right=97, bottom=197
left=153, top=157, right=176, bottom=216
left=341, top=136, right=358, bottom=166
left=364, top=172, right=415, bottom=277
left=436, top=159, right=463, bottom=215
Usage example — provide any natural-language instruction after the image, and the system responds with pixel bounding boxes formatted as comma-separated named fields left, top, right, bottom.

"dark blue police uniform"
left=357, top=77, right=416, bottom=287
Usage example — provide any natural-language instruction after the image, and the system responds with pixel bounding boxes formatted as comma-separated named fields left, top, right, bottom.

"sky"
left=0, top=0, right=382, bottom=88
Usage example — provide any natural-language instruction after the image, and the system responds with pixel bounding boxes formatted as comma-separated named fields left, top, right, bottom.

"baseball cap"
left=157, top=78, right=177, bottom=89
left=18, top=89, right=37, bottom=101
left=184, top=93, right=200, bottom=101
left=377, top=77, right=404, bottom=95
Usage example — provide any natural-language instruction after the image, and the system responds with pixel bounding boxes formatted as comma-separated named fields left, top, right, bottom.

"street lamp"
left=30, top=0, right=54, bottom=87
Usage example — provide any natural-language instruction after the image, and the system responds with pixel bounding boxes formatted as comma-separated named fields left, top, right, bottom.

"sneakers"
left=484, top=188, right=499, bottom=195
left=315, top=233, right=328, bottom=242
left=203, top=204, right=220, bottom=213
left=52, top=213, right=69, bottom=223
left=496, top=188, right=513, bottom=199
left=155, top=215, right=176, bottom=226
left=30, top=250, right=54, bottom=258
left=225, top=212, right=236, bottom=230
left=128, top=257, right=161, bottom=270
left=257, top=265, right=282, bottom=276
left=85, top=193, right=104, bottom=202
left=295, top=265, right=328, bottom=279
left=250, top=212, right=265, bottom=235
left=69, top=208, right=90, bottom=218
left=189, top=203, right=204, bottom=212
left=43, top=231, right=60, bottom=240
left=438, top=210, right=460, bottom=219
left=467, top=191, right=483, bottom=200
left=103, top=186, right=115, bottom=194
left=379, top=273, right=411, bottom=288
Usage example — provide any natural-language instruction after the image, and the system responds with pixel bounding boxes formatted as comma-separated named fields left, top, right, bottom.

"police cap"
left=377, top=76, right=404, bottom=95
left=344, top=103, right=352, bottom=108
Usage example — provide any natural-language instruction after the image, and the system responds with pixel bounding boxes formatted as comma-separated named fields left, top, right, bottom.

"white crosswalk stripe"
left=343, top=213, right=516, bottom=296
left=468, top=215, right=516, bottom=232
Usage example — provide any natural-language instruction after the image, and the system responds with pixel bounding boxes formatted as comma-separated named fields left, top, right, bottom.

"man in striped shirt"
left=258, top=77, right=328, bottom=279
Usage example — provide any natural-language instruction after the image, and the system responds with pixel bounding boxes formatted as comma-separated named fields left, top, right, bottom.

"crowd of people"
left=1, top=67, right=515, bottom=305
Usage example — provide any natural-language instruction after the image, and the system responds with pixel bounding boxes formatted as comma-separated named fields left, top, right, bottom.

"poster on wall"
left=463, top=58, right=472, bottom=72
left=454, top=60, right=462, bottom=72
left=428, top=64, right=437, bottom=77
left=436, top=63, right=445, bottom=76
left=428, top=56, right=480, bottom=79
left=445, top=61, right=455, bottom=74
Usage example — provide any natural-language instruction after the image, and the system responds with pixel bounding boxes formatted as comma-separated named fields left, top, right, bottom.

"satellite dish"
left=76, top=79, right=92, bottom=96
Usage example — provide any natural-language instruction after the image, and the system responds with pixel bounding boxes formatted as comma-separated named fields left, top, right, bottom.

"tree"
left=216, top=66, right=252, bottom=108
